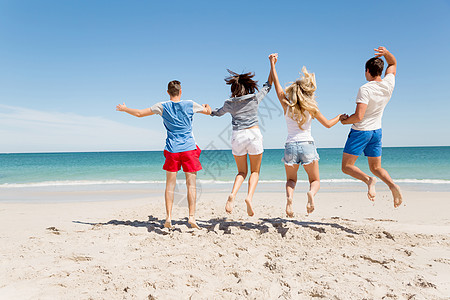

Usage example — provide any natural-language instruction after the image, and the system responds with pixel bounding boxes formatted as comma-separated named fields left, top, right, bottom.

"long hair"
left=284, top=66, right=319, bottom=129
left=225, top=69, right=259, bottom=97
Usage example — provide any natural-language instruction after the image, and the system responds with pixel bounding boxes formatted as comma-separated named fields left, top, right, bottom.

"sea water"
left=1, top=147, right=449, bottom=188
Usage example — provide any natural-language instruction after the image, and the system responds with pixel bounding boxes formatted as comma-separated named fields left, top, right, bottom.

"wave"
left=0, top=180, right=164, bottom=188
left=395, top=179, right=450, bottom=184
left=1, top=178, right=449, bottom=188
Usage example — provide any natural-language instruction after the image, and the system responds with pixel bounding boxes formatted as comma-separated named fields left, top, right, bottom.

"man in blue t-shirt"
left=116, top=80, right=211, bottom=229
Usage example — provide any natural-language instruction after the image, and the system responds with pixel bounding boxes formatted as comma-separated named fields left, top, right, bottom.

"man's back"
left=151, top=100, right=204, bottom=153
left=352, top=73, right=395, bottom=131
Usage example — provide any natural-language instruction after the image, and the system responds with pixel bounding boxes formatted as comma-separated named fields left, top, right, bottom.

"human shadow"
left=72, top=216, right=179, bottom=236
left=73, top=216, right=271, bottom=236
left=260, top=217, right=359, bottom=235
left=201, top=217, right=271, bottom=234
left=73, top=215, right=358, bottom=237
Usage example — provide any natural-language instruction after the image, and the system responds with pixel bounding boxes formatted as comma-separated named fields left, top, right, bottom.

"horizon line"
left=1, top=145, right=449, bottom=155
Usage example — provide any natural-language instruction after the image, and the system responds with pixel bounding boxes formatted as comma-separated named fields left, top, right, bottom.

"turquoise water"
left=0, top=147, right=449, bottom=187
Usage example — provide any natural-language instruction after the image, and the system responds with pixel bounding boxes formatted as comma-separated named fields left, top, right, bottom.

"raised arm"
left=315, top=111, right=343, bottom=128
left=269, top=53, right=287, bottom=111
left=116, top=103, right=154, bottom=117
left=267, top=65, right=273, bottom=86
left=375, top=46, right=397, bottom=76
left=254, top=68, right=273, bottom=103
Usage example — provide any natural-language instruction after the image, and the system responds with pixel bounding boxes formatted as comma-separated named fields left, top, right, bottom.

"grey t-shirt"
left=211, top=82, right=271, bottom=130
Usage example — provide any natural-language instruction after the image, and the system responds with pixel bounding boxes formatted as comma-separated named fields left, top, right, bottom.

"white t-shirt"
left=352, top=73, right=395, bottom=131
left=285, top=110, right=314, bottom=143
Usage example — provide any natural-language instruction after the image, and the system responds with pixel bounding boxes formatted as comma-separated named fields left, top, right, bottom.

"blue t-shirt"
left=151, top=100, right=204, bottom=153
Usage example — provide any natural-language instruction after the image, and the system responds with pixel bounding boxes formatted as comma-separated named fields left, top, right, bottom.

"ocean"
left=1, top=147, right=449, bottom=188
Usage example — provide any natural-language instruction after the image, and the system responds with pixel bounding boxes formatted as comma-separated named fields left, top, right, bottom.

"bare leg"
left=303, top=160, right=320, bottom=214
left=244, top=154, right=263, bottom=216
left=342, top=153, right=377, bottom=201
left=226, top=155, right=248, bottom=214
left=164, top=171, right=177, bottom=228
left=284, top=164, right=299, bottom=217
left=185, top=172, right=200, bottom=229
left=368, top=157, right=403, bottom=208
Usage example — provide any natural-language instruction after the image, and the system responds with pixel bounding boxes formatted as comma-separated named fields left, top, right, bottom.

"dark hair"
left=167, top=80, right=181, bottom=97
left=365, top=57, right=384, bottom=77
left=225, top=69, right=259, bottom=97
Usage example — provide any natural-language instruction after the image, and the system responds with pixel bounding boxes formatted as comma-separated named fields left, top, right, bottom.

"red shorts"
left=163, top=146, right=202, bottom=173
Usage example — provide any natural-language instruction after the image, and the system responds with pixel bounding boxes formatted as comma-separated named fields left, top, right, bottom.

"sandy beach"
left=1, top=185, right=449, bottom=299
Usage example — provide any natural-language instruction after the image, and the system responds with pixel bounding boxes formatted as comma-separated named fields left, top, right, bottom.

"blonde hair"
left=284, top=66, right=319, bottom=129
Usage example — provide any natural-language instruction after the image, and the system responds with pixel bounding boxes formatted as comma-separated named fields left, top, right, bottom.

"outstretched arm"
left=340, top=103, right=367, bottom=124
left=116, top=103, right=154, bottom=117
left=192, top=101, right=212, bottom=115
left=210, top=102, right=230, bottom=117
left=315, top=111, right=343, bottom=128
left=269, top=53, right=287, bottom=111
left=199, top=104, right=212, bottom=115
left=375, top=46, right=397, bottom=76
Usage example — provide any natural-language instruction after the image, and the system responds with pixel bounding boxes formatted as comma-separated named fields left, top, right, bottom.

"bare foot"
left=306, top=191, right=315, bottom=214
left=286, top=198, right=294, bottom=218
left=245, top=198, right=255, bottom=217
left=225, top=194, right=235, bottom=214
left=164, top=219, right=173, bottom=229
left=367, top=177, right=377, bottom=201
left=390, top=184, right=403, bottom=208
left=188, top=216, right=201, bottom=229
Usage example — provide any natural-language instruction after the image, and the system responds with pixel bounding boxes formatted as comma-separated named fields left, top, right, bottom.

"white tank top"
left=284, top=110, right=314, bottom=143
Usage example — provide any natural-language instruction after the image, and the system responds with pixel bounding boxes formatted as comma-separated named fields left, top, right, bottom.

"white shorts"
left=231, top=128, right=264, bottom=156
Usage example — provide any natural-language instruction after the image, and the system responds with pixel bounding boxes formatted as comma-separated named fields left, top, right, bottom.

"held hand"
left=203, top=104, right=212, bottom=114
left=374, top=46, right=389, bottom=58
left=116, top=102, right=127, bottom=111
left=339, top=114, right=349, bottom=122
left=269, top=53, right=278, bottom=64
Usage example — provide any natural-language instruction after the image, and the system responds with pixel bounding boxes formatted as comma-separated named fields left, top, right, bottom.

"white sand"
left=0, top=186, right=449, bottom=299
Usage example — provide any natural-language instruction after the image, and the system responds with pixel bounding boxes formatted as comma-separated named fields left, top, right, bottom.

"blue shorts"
left=343, top=128, right=382, bottom=157
left=282, top=141, right=320, bottom=166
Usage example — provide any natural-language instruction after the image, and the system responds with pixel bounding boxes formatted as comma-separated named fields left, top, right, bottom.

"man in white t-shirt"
left=340, top=46, right=402, bottom=208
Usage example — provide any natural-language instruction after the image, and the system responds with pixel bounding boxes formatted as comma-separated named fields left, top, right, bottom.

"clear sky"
left=1, top=0, right=449, bottom=153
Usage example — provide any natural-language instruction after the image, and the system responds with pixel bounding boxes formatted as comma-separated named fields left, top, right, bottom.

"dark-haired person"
left=340, top=46, right=403, bottom=208
left=211, top=68, right=273, bottom=216
left=116, top=80, right=212, bottom=229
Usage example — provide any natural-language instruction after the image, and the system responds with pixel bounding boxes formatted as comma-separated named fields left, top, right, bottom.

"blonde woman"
left=269, top=53, right=345, bottom=216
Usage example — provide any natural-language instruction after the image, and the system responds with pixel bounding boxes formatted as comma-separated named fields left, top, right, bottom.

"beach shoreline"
left=1, top=179, right=449, bottom=203
left=0, top=186, right=449, bottom=299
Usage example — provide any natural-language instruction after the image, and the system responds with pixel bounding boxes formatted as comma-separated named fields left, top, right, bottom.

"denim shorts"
left=343, top=128, right=382, bottom=157
left=282, top=141, right=320, bottom=166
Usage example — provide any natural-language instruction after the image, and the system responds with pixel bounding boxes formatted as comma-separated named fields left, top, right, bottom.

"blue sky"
left=1, top=0, right=449, bottom=153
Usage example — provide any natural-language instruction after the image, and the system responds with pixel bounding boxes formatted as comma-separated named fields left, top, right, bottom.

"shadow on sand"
left=73, top=215, right=359, bottom=237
